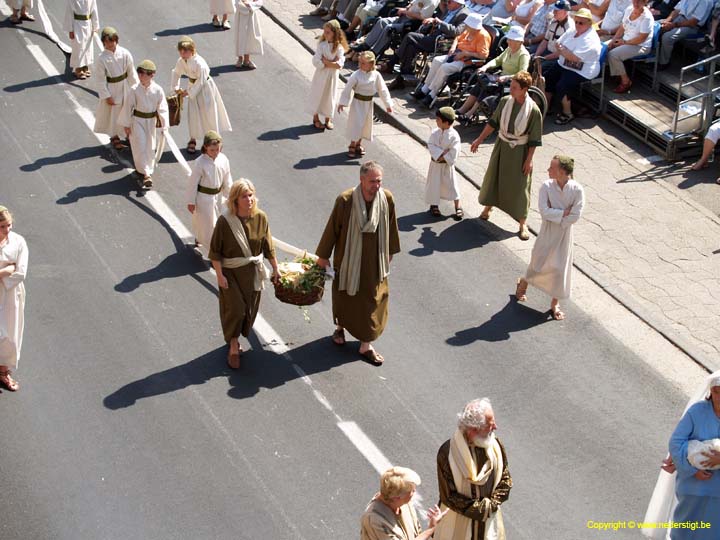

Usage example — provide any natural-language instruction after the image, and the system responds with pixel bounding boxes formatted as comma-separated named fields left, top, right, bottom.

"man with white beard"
left=433, top=398, right=512, bottom=540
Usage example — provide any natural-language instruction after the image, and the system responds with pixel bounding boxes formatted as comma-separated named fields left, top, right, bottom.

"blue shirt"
left=669, top=400, right=720, bottom=497
left=675, top=0, right=713, bottom=26
left=443, top=7, right=461, bottom=22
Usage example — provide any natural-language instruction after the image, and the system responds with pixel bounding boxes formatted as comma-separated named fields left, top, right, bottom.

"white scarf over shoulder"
left=498, top=95, right=533, bottom=148
left=434, top=430, right=505, bottom=540
left=222, top=211, right=269, bottom=291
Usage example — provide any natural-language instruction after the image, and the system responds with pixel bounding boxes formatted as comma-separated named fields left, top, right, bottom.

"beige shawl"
left=338, top=185, right=389, bottom=296
left=434, top=430, right=505, bottom=540
left=222, top=211, right=269, bottom=291
left=498, top=95, right=533, bottom=148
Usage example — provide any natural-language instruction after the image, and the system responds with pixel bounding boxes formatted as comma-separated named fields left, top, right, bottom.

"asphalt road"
left=0, top=3, right=694, bottom=539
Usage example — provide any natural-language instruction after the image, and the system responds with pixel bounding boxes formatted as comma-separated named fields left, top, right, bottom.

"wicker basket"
left=273, top=260, right=326, bottom=306
left=273, top=281, right=325, bottom=306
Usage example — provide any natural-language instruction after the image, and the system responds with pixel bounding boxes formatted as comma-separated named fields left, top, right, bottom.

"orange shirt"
left=456, top=27, right=491, bottom=62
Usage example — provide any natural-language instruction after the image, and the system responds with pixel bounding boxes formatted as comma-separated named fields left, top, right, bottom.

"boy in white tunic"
left=119, top=59, right=170, bottom=189
left=93, top=27, right=138, bottom=150
left=425, top=107, right=463, bottom=219
left=0, top=206, right=28, bottom=393
left=235, top=0, right=264, bottom=69
left=515, top=155, right=584, bottom=320
left=210, top=0, right=234, bottom=28
left=338, top=51, right=393, bottom=159
left=186, top=131, right=232, bottom=257
left=64, top=0, right=99, bottom=79
left=172, top=36, right=232, bottom=154
left=8, top=0, right=34, bottom=24
left=308, top=20, right=347, bottom=130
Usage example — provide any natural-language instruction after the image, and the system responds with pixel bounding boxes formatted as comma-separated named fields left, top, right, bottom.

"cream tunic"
left=186, top=152, right=232, bottom=253
left=171, top=54, right=232, bottom=142
left=209, top=0, right=235, bottom=14
left=0, top=232, right=28, bottom=370
left=425, top=126, right=461, bottom=205
left=524, top=179, right=584, bottom=299
left=307, top=41, right=346, bottom=120
left=338, top=69, right=393, bottom=142
left=93, top=45, right=138, bottom=138
left=64, top=0, right=99, bottom=69
left=235, top=0, right=264, bottom=56
left=119, top=81, right=170, bottom=177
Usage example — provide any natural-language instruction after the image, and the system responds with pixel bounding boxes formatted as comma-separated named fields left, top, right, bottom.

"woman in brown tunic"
left=209, top=179, right=279, bottom=368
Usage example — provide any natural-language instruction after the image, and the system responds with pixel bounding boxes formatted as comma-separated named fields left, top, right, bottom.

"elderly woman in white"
left=515, top=155, right=584, bottom=320
left=0, top=207, right=28, bottom=392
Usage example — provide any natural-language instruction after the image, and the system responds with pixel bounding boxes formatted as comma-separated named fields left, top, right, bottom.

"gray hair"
left=360, top=160, right=383, bottom=178
left=457, top=398, right=493, bottom=430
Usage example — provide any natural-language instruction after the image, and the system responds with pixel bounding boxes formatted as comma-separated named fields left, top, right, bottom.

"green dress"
left=478, top=96, right=543, bottom=222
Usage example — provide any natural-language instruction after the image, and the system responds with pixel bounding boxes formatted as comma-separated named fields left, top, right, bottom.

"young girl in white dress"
left=308, top=20, right=348, bottom=130
left=210, top=0, right=235, bottom=28
left=235, top=0, right=264, bottom=69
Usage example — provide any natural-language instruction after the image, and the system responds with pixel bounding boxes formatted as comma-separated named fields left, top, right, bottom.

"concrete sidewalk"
left=263, top=1, right=720, bottom=372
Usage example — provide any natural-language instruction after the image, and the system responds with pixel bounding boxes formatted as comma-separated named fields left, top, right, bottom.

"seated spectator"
left=344, top=0, right=389, bottom=50
left=466, top=0, right=498, bottom=16
left=534, top=0, right=576, bottom=57
left=658, top=0, right=713, bottom=69
left=607, top=0, right=654, bottom=92
left=512, top=0, right=545, bottom=26
left=411, top=13, right=491, bottom=105
left=649, top=0, right=680, bottom=19
left=543, top=8, right=602, bottom=124
left=597, top=0, right=633, bottom=37
left=524, top=0, right=559, bottom=52
left=574, top=0, right=610, bottom=23
left=709, top=0, right=720, bottom=48
left=455, top=25, right=531, bottom=119
left=349, top=0, right=440, bottom=57
left=384, top=0, right=469, bottom=88
left=489, top=0, right=522, bottom=19
left=691, top=119, right=720, bottom=176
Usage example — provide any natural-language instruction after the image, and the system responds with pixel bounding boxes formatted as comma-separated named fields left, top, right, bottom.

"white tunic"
left=171, top=54, right=232, bottom=141
left=64, top=0, right=99, bottom=69
left=307, top=41, right=346, bottom=120
left=186, top=152, right=232, bottom=252
left=235, top=0, right=263, bottom=56
left=209, top=0, right=235, bottom=14
left=338, top=69, right=393, bottom=142
left=93, top=45, right=138, bottom=138
left=119, top=81, right=169, bottom=177
left=525, top=179, right=585, bottom=299
left=425, top=126, right=461, bottom=204
left=0, top=232, right=28, bottom=370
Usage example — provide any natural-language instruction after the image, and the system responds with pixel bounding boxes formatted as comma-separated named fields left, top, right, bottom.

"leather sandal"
left=357, top=145, right=366, bottom=156
left=227, top=348, right=242, bottom=369
left=187, top=140, right=197, bottom=153
left=313, top=117, right=325, bottom=130
left=429, top=205, right=441, bottom=216
left=348, top=144, right=357, bottom=158
left=332, top=328, right=346, bottom=346
left=360, top=348, right=384, bottom=366
left=515, top=278, right=528, bottom=302
left=0, top=370, right=19, bottom=391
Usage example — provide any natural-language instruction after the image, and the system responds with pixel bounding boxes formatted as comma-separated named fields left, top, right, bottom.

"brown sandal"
left=348, top=143, right=357, bottom=158
left=187, top=139, right=197, bottom=153
left=515, top=278, right=528, bottom=302
left=0, top=370, right=19, bottom=391
left=357, top=145, right=366, bottom=156
left=313, top=117, right=325, bottom=130
left=332, top=328, right=346, bottom=346
left=110, top=136, right=126, bottom=150
left=227, top=348, right=242, bottom=369
left=360, top=348, right=384, bottom=366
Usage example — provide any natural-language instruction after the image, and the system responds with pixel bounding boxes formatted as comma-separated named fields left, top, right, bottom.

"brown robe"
left=208, top=210, right=275, bottom=342
left=436, top=437, right=512, bottom=540
left=315, top=188, right=401, bottom=343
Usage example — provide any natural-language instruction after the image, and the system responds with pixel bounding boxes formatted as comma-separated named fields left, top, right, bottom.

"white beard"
left=472, top=432, right=495, bottom=448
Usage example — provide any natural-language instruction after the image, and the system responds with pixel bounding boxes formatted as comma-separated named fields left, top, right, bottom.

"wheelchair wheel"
left=528, top=85, right=548, bottom=118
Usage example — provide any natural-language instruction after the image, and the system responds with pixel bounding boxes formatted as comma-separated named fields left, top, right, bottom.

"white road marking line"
left=338, top=421, right=393, bottom=475
left=636, top=155, right=663, bottom=165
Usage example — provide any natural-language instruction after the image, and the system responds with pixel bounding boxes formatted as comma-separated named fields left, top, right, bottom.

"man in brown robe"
left=434, top=399, right=512, bottom=540
left=316, top=161, right=401, bottom=366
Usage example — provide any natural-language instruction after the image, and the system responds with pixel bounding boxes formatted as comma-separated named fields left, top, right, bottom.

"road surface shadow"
left=103, top=336, right=358, bottom=408
left=258, top=124, right=324, bottom=141
left=294, top=151, right=359, bottom=170
left=210, top=63, right=242, bottom=79
left=155, top=23, right=222, bottom=37
left=21, top=145, right=112, bottom=172
left=3, top=50, right=98, bottom=98
left=446, top=295, right=551, bottom=344
left=114, top=246, right=213, bottom=293
left=56, top=172, right=146, bottom=203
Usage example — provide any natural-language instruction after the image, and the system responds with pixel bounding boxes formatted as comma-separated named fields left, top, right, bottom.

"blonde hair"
left=358, top=51, right=376, bottom=67
left=0, top=206, right=12, bottom=223
left=227, top=179, right=258, bottom=215
left=380, top=467, right=421, bottom=499
left=177, top=36, right=196, bottom=53
left=321, top=20, right=349, bottom=52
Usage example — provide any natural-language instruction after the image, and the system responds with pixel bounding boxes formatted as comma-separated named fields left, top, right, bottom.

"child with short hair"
left=171, top=36, right=232, bottom=153
left=234, top=0, right=264, bottom=69
left=308, top=20, right=348, bottom=130
left=425, top=107, right=463, bottom=219
left=93, top=27, right=138, bottom=150
left=337, top=51, right=393, bottom=159
left=64, top=0, right=99, bottom=79
left=119, top=60, right=169, bottom=189
left=210, top=0, right=235, bottom=28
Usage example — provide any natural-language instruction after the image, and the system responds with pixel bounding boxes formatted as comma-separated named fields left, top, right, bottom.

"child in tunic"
left=171, top=36, right=232, bottom=154
left=308, top=20, right=348, bottom=130
left=425, top=107, right=463, bottom=219
left=337, top=51, right=393, bottom=159
left=186, top=131, right=232, bottom=257
left=119, top=59, right=170, bottom=189
left=235, top=0, right=263, bottom=69
left=8, top=0, right=35, bottom=24
left=210, top=0, right=235, bottom=28
left=64, top=0, right=99, bottom=79
left=93, top=27, right=138, bottom=150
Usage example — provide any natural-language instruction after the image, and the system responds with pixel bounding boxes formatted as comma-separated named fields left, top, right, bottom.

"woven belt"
left=106, top=72, right=128, bottom=83
left=353, top=93, right=374, bottom=101
left=73, top=12, right=91, bottom=20
left=197, top=185, right=222, bottom=195
left=431, top=157, right=446, bottom=163
left=187, top=76, right=210, bottom=83
left=133, top=110, right=157, bottom=119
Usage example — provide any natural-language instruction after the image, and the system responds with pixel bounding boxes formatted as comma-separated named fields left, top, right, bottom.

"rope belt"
left=431, top=157, right=447, bottom=163
left=73, top=12, right=91, bottom=20
left=187, top=76, right=210, bottom=83
left=106, top=72, right=128, bottom=83
left=197, top=185, right=222, bottom=195
left=133, top=110, right=157, bottom=119
left=353, top=93, right=374, bottom=101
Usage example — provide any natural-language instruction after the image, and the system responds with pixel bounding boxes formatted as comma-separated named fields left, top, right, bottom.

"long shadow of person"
left=155, top=24, right=222, bottom=37
left=446, top=295, right=550, bottom=345
left=56, top=172, right=144, bottom=204
left=114, top=246, right=213, bottom=293
left=397, top=210, right=441, bottom=232
left=258, top=124, right=325, bottom=141
left=210, top=64, right=244, bottom=79
left=294, top=152, right=359, bottom=170
left=21, top=145, right=112, bottom=172
left=408, top=219, right=515, bottom=257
